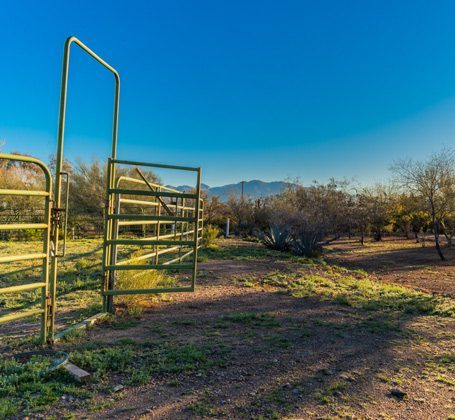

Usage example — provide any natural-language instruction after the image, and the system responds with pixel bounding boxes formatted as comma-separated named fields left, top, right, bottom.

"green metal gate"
left=1, top=35, right=204, bottom=343
left=102, top=159, right=203, bottom=312
left=0, top=154, right=53, bottom=344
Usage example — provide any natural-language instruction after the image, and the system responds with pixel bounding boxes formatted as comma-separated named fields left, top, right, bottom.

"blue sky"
left=2, top=0, right=455, bottom=186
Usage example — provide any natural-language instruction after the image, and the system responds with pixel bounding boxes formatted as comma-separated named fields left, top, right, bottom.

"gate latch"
left=51, top=207, right=65, bottom=227
left=51, top=171, right=70, bottom=257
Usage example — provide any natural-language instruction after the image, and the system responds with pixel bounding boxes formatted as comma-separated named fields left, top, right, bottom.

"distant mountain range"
left=169, top=180, right=291, bottom=201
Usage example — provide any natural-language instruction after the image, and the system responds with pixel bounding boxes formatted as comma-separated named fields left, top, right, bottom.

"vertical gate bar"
left=155, top=187, right=161, bottom=265
left=180, top=197, right=185, bottom=259
left=108, top=190, right=120, bottom=305
left=174, top=198, right=179, bottom=258
left=191, top=169, right=202, bottom=291
left=41, top=175, right=52, bottom=344
left=199, top=199, right=204, bottom=248
left=102, top=159, right=113, bottom=311
left=106, top=159, right=117, bottom=312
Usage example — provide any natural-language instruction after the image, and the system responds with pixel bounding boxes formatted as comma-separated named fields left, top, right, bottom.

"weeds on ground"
left=250, top=267, right=455, bottom=316
left=0, top=354, right=90, bottom=418
left=315, top=381, right=347, bottom=405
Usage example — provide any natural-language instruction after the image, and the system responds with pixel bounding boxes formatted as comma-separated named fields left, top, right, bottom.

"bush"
left=116, top=250, right=175, bottom=306
left=202, top=225, right=220, bottom=248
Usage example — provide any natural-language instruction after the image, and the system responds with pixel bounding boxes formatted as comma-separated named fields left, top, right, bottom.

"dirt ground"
left=46, top=238, right=454, bottom=419
left=2, top=238, right=455, bottom=419
left=326, top=237, right=455, bottom=297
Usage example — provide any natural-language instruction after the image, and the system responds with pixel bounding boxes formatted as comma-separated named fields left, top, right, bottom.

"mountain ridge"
left=168, top=180, right=291, bottom=201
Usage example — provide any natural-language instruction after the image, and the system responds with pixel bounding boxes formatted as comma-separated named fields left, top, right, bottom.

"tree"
left=201, top=193, right=228, bottom=227
left=391, top=149, right=455, bottom=261
left=356, top=185, right=393, bottom=242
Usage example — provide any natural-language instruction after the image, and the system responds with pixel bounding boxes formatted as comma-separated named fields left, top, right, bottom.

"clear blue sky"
left=2, top=0, right=455, bottom=186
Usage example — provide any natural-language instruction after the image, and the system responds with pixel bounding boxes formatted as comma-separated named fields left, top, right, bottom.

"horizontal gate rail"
left=106, top=239, right=195, bottom=246
left=0, top=223, right=49, bottom=230
left=0, top=282, right=47, bottom=294
left=116, top=246, right=180, bottom=265
left=0, top=189, right=50, bottom=197
left=111, top=158, right=199, bottom=172
left=119, top=198, right=159, bottom=207
left=0, top=253, right=46, bottom=263
left=106, top=263, right=193, bottom=271
left=108, top=214, right=196, bottom=222
left=0, top=153, right=52, bottom=344
left=103, top=286, right=193, bottom=296
left=108, top=188, right=197, bottom=199
left=0, top=309, right=45, bottom=325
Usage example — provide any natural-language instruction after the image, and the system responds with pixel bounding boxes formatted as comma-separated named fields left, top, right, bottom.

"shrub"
left=202, top=225, right=220, bottom=248
left=116, top=250, right=175, bottom=306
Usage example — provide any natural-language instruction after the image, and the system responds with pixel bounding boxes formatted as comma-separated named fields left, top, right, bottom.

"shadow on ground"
left=62, top=278, right=453, bottom=419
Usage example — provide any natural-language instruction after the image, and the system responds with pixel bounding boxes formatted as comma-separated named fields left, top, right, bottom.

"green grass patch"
left=199, top=244, right=286, bottom=261
left=279, top=272, right=454, bottom=316
left=315, top=381, right=347, bottom=405
left=221, top=312, right=281, bottom=328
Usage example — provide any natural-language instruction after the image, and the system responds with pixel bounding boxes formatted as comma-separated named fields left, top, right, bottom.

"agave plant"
left=291, top=227, right=323, bottom=258
left=261, top=224, right=290, bottom=251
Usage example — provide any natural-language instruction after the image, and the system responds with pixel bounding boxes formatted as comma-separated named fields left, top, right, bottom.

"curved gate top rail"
left=50, top=36, right=121, bottom=334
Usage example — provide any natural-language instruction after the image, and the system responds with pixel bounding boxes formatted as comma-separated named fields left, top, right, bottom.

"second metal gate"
left=102, top=158, right=203, bottom=312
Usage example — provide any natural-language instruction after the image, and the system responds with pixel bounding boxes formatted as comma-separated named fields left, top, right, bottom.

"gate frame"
left=50, top=36, right=120, bottom=335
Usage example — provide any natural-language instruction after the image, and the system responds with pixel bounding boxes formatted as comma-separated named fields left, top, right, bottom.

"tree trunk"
left=433, top=221, right=446, bottom=261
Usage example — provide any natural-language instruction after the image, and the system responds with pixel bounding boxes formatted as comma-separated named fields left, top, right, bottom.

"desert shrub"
left=115, top=250, right=175, bottom=306
left=261, top=224, right=290, bottom=251
left=202, top=225, right=220, bottom=248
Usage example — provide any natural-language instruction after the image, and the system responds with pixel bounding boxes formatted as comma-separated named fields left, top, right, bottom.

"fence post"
left=226, top=218, right=230, bottom=238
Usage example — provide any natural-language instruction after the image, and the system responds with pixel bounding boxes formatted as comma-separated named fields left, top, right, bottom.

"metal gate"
left=0, top=154, right=54, bottom=343
left=0, top=36, right=204, bottom=344
left=102, top=159, right=203, bottom=312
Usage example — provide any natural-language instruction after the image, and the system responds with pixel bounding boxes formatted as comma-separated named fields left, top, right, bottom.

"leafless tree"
left=391, top=149, right=455, bottom=261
